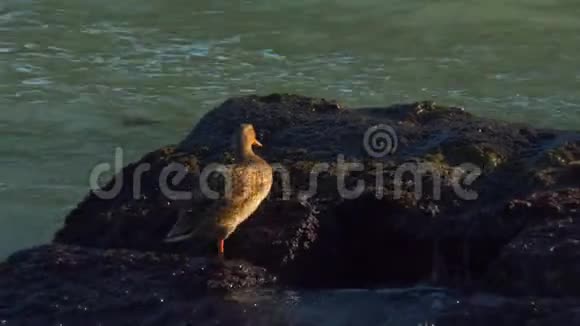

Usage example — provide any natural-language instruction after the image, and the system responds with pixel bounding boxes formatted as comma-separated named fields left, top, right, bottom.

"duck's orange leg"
left=217, top=239, right=225, bottom=259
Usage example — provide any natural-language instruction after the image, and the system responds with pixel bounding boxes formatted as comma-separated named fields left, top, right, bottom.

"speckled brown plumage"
left=165, top=124, right=273, bottom=258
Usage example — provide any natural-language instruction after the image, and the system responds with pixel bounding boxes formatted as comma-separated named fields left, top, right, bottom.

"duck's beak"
left=253, top=139, right=263, bottom=147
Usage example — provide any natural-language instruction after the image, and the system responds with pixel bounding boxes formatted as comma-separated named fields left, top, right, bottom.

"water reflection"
left=225, top=287, right=458, bottom=325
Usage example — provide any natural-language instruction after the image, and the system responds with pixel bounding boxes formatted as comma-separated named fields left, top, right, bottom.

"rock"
left=485, top=189, right=580, bottom=296
left=50, top=94, right=580, bottom=290
left=30, top=94, right=576, bottom=290
left=0, top=244, right=275, bottom=325
left=3, top=93, right=580, bottom=324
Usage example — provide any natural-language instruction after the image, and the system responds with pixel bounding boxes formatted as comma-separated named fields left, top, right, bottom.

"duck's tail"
left=164, top=209, right=198, bottom=243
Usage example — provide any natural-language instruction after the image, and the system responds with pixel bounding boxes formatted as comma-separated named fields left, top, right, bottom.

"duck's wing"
left=164, top=159, right=272, bottom=243
left=164, top=164, right=232, bottom=242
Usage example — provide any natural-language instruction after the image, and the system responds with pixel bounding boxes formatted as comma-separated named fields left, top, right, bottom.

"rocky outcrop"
left=53, top=94, right=580, bottom=290
left=485, top=188, right=580, bottom=296
left=0, top=244, right=275, bottom=325
left=2, top=94, right=580, bottom=324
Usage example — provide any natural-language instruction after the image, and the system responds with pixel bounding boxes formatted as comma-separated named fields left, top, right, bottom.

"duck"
left=165, top=124, right=273, bottom=258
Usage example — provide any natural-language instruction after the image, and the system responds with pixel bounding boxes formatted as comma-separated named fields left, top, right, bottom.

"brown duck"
left=165, top=124, right=273, bottom=258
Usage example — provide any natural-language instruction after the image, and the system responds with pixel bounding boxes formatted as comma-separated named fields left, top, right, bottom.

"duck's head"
left=236, top=123, right=263, bottom=154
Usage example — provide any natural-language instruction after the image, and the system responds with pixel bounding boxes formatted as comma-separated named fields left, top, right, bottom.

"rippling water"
left=1, top=0, right=580, bottom=259
left=226, top=287, right=459, bottom=325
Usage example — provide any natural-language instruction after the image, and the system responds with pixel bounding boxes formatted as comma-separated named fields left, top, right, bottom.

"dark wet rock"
left=51, top=94, right=580, bottom=292
left=531, top=142, right=580, bottom=187
left=0, top=244, right=275, bottom=325
left=0, top=93, right=576, bottom=325
left=485, top=188, right=580, bottom=296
